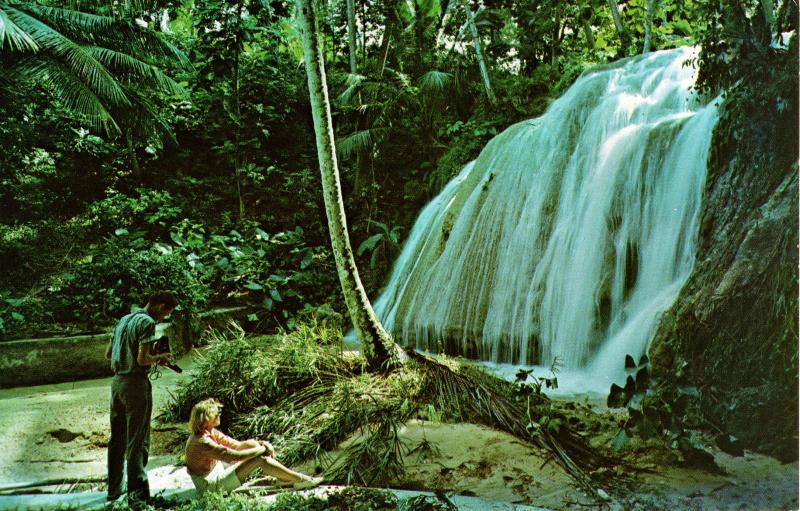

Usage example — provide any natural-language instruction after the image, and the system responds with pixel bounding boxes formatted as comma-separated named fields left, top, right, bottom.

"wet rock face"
left=650, top=96, right=798, bottom=457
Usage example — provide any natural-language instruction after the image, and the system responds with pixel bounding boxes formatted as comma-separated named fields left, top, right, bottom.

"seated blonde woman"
left=185, top=398, right=321, bottom=494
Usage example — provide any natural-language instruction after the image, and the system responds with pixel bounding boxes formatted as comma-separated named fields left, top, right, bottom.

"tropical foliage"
left=0, top=0, right=794, bottom=334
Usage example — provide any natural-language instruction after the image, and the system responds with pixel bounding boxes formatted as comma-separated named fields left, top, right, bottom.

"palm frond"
left=337, top=73, right=365, bottom=105
left=5, top=6, right=130, bottom=107
left=85, top=46, right=183, bottom=95
left=383, top=67, right=415, bottom=93
left=117, top=0, right=167, bottom=17
left=18, top=4, right=115, bottom=35
left=418, top=69, right=452, bottom=93
left=337, top=127, right=387, bottom=160
left=10, top=56, right=119, bottom=134
left=18, top=4, right=189, bottom=68
left=97, top=20, right=189, bottom=67
left=113, top=85, right=176, bottom=144
left=0, top=6, right=38, bottom=51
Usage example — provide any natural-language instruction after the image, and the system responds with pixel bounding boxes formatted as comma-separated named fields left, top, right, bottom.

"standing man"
left=105, top=290, right=177, bottom=505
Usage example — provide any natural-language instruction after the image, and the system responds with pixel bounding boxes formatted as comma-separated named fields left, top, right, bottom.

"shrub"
left=166, top=219, right=338, bottom=329
left=83, top=188, right=183, bottom=238
left=47, top=235, right=209, bottom=328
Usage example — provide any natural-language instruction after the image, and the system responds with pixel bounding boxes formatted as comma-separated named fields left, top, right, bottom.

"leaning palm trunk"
left=296, top=0, right=401, bottom=369
left=463, top=0, right=496, bottom=105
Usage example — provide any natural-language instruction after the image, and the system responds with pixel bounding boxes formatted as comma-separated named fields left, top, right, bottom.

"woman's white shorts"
left=189, top=462, right=241, bottom=495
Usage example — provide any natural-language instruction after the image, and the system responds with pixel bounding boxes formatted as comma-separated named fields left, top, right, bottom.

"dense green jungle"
left=0, top=0, right=797, bottom=509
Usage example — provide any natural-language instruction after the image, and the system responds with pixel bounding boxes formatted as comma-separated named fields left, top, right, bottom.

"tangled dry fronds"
left=407, top=349, right=609, bottom=494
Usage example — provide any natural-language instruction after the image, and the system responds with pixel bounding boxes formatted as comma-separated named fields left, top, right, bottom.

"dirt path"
left=0, top=355, right=796, bottom=510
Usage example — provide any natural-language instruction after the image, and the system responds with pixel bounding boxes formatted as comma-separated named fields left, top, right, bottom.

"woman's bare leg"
left=234, top=455, right=309, bottom=483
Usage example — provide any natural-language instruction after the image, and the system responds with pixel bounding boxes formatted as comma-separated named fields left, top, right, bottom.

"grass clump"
left=106, top=488, right=401, bottom=511
left=161, top=319, right=347, bottom=426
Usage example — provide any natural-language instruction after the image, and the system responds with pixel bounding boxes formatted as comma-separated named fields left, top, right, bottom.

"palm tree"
left=0, top=1, right=188, bottom=137
left=462, top=0, right=496, bottom=104
left=295, top=0, right=404, bottom=369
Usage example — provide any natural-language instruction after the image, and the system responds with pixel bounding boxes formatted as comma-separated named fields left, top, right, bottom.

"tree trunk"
left=463, top=0, right=496, bottom=105
left=413, top=0, right=425, bottom=66
left=233, top=51, right=245, bottom=220
left=551, top=3, right=561, bottom=65
left=347, top=0, right=358, bottom=74
left=642, top=0, right=653, bottom=53
left=761, top=0, right=776, bottom=36
left=607, top=0, right=629, bottom=51
left=125, top=129, right=140, bottom=178
left=232, top=0, right=245, bottom=219
left=582, top=19, right=595, bottom=50
left=377, top=0, right=396, bottom=74
left=295, top=0, right=402, bottom=369
left=434, top=0, right=451, bottom=45
left=346, top=0, right=364, bottom=196
left=379, top=33, right=391, bottom=76
left=159, top=9, right=171, bottom=32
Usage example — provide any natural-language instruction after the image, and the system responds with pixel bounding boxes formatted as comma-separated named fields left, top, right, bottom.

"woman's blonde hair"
left=189, top=398, right=223, bottom=434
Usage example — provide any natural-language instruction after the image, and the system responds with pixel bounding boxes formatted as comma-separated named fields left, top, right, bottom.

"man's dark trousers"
left=108, top=373, right=152, bottom=501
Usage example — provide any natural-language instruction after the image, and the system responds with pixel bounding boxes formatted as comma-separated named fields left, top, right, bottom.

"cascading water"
left=370, top=47, right=719, bottom=393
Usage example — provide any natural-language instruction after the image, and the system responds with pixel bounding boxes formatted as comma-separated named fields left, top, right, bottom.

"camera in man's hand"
left=152, top=336, right=182, bottom=373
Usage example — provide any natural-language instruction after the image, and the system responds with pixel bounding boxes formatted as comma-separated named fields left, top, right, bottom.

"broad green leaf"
left=357, top=233, right=383, bottom=257
left=270, top=289, right=282, bottom=302
left=611, top=429, right=629, bottom=451
left=268, top=274, right=286, bottom=284
left=370, top=247, right=380, bottom=269
left=607, top=383, right=626, bottom=408
left=367, top=219, right=389, bottom=232
left=244, top=281, right=263, bottom=291
left=678, top=386, right=700, bottom=399
left=170, top=231, right=185, bottom=246
left=300, top=251, right=313, bottom=269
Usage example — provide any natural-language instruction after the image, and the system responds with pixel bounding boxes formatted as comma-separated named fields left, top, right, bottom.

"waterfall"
left=371, top=47, right=720, bottom=392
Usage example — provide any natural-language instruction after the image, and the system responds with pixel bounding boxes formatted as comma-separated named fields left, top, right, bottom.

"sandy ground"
left=0, top=356, right=190, bottom=487
left=0, top=354, right=797, bottom=510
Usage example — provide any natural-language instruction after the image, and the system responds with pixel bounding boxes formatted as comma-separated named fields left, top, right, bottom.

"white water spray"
left=370, top=47, right=719, bottom=392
